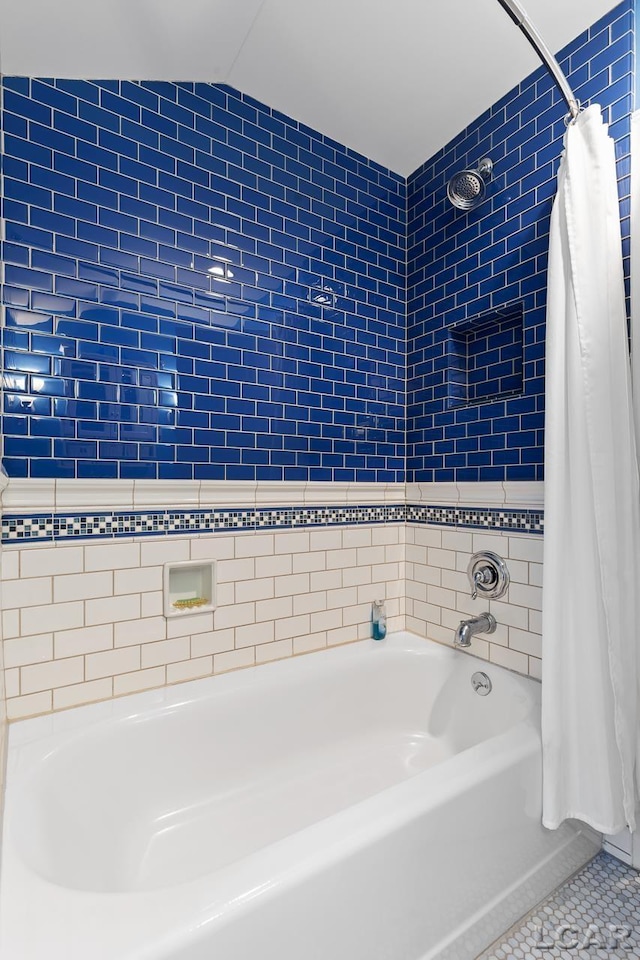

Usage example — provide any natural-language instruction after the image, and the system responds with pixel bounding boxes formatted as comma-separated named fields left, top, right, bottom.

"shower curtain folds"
left=542, top=104, right=640, bottom=834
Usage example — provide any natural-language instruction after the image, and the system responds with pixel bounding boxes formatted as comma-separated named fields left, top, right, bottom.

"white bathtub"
left=0, top=631, right=598, bottom=960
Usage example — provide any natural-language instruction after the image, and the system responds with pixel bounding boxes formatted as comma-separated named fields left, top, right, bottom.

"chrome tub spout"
left=454, top=613, right=497, bottom=648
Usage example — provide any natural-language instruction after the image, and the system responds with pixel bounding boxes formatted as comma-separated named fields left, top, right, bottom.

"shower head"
left=447, top=157, right=494, bottom=211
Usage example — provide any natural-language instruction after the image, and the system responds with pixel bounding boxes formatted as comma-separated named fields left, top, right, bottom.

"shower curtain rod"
left=496, top=0, right=580, bottom=120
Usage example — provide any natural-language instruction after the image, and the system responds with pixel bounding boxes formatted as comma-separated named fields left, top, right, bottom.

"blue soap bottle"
left=372, top=600, right=387, bottom=641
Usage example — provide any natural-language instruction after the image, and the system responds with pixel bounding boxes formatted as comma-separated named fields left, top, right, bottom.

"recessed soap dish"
left=163, top=560, right=216, bottom=619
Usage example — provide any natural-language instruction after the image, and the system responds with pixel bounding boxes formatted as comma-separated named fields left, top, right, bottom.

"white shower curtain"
left=542, top=104, right=640, bottom=834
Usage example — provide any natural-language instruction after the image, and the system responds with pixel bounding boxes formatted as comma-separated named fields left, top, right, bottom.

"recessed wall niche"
left=163, top=561, right=216, bottom=619
left=446, top=303, right=524, bottom=409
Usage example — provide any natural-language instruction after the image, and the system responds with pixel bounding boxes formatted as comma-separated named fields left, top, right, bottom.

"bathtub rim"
left=5, top=630, right=539, bottom=757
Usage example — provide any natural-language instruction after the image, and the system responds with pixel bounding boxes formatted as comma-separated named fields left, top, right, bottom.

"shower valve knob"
left=471, top=566, right=495, bottom=600
left=467, top=552, right=510, bottom=601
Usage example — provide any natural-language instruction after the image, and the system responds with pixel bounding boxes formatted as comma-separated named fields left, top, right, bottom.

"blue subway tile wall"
left=1, top=81, right=406, bottom=481
left=1, top=3, right=635, bottom=489
left=406, top=0, right=634, bottom=483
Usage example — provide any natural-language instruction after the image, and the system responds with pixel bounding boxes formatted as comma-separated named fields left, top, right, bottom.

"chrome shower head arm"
left=495, top=0, right=580, bottom=119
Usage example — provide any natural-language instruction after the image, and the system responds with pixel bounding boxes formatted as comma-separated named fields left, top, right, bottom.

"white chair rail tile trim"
left=1, top=479, right=543, bottom=514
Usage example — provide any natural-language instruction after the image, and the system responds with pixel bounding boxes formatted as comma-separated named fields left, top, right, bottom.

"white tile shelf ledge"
left=0, top=479, right=543, bottom=514
left=0, top=480, right=407, bottom=513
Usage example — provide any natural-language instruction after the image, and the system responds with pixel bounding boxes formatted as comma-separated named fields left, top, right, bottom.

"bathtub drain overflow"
left=471, top=672, right=492, bottom=696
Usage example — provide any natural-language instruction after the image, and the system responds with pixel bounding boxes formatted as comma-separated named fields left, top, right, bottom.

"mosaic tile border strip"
left=406, top=504, right=544, bottom=534
left=1, top=503, right=543, bottom=544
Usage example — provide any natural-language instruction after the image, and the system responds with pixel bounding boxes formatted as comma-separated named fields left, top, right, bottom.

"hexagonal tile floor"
left=477, top=852, right=640, bottom=959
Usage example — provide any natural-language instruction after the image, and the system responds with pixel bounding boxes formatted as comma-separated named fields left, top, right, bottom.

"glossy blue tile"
left=55, top=277, right=99, bottom=300
left=2, top=330, right=30, bottom=352
left=99, top=247, right=138, bottom=271
left=120, top=461, right=158, bottom=479
left=5, top=436, right=52, bottom=458
left=121, top=348, right=158, bottom=369
left=100, top=326, right=138, bottom=349
left=75, top=459, right=118, bottom=478
left=5, top=310, right=49, bottom=334
left=120, top=423, right=157, bottom=442
left=50, top=360, right=97, bottom=386
left=31, top=334, right=76, bottom=357
left=5, top=265, right=54, bottom=292
left=30, top=416, right=76, bottom=438
left=2, top=372, right=28, bottom=394
left=28, top=458, right=75, bottom=477
left=53, top=399, right=97, bottom=419
left=4, top=89, right=52, bottom=126
left=4, top=351, right=51, bottom=375
left=2, top=416, right=29, bottom=438
left=54, top=439, right=98, bottom=459
left=77, top=302, right=119, bottom=324
left=4, top=394, right=52, bottom=415
left=78, top=382, right=118, bottom=402
left=77, top=420, right=118, bottom=440
left=77, top=341, right=119, bottom=363
left=97, top=367, right=135, bottom=388
left=98, top=402, right=138, bottom=423
left=31, top=292, right=76, bottom=316
left=54, top=319, right=99, bottom=342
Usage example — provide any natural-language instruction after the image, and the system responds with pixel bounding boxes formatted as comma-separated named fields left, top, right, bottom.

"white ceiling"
left=0, top=0, right=621, bottom=175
